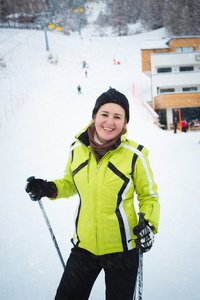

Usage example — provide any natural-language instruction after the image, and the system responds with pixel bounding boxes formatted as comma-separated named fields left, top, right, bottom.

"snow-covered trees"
left=163, top=0, right=200, bottom=35
left=1, top=0, right=200, bottom=36
left=107, top=0, right=128, bottom=35
left=140, top=0, right=164, bottom=30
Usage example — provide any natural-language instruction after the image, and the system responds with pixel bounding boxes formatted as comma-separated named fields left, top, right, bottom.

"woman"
left=26, top=88, right=160, bottom=300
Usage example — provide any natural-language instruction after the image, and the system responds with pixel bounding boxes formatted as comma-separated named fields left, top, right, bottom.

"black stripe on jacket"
left=108, top=162, right=130, bottom=251
left=108, top=144, right=144, bottom=251
left=72, top=159, right=89, bottom=247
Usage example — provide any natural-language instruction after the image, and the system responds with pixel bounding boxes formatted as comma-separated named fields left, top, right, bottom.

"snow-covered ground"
left=0, top=24, right=200, bottom=300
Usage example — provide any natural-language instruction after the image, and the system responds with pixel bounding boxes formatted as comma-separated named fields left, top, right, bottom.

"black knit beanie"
left=92, top=88, right=130, bottom=123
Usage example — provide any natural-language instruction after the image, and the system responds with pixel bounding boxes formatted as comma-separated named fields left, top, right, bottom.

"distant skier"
left=77, top=85, right=81, bottom=94
left=82, top=61, right=86, bottom=68
left=85, top=70, right=88, bottom=77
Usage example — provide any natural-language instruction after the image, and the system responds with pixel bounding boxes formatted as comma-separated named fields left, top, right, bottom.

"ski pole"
left=133, top=213, right=145, bottom=300
left=137, top=212, right=145, bottom=300
left=38, top=199, right=65, bottom=270
left=26, top=176, right=65, bottom=270
left=138, top=249, right=143, bottom=300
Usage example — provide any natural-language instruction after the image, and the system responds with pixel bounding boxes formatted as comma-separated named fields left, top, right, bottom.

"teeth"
left=104, top=127, right=113, bottom=131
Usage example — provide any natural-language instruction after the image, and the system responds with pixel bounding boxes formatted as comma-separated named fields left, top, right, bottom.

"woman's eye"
left=102, top=113, right=108, bottom=117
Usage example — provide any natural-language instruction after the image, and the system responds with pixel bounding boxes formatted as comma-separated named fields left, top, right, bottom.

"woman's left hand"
left=133, top=220, right=155, bottom=253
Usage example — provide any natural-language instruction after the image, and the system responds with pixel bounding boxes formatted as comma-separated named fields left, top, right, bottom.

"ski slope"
left=0, top=25, right=200, bottom=300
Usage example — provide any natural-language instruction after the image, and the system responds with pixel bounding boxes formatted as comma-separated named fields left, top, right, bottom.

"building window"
left=157, top=67, right=172, bottom=73
left=179, top=66, right=194, bottom=72
left=160, top=88, right=175, bottom=94
left=195, top=54, right=200, bottom=62
left=183, top=87, right=197, bottom=92
left=177, top=47, right=193, bottom=52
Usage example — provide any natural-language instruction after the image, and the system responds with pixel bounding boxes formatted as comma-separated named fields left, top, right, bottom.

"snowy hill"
left=0, top=26, right=200, bottom=300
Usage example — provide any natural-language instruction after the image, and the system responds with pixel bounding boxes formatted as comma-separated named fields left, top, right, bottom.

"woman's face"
left=94, top=103, right=126, bottom=143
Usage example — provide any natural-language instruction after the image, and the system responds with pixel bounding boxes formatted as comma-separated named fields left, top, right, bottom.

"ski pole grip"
left=27, top=176, right=35, bottom=182
left=138, top=212, right=146, bottom=227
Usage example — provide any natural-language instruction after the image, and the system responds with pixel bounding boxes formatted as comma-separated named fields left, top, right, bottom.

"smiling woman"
left=25, top=88, right=160, bottom=300
left=86, top=89, right=129, bottom=161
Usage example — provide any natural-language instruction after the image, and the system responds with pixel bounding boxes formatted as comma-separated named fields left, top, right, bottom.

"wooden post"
left=153, top=105, right=155, bottom=126
left=178, top=108, right=182, bottom=132
left=142, top=96, right=144, bottom=115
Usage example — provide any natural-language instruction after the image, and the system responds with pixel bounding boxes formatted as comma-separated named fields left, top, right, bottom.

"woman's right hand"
left=25, top=176, right=57, bottom=201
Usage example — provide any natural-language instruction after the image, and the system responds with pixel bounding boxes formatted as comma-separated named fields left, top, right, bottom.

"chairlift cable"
left=2, top=31, right=36, bottom=58
left=0, top=31, right=21, bottom=45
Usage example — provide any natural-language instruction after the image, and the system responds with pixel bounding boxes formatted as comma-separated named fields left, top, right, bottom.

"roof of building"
left=166, top=35, right=200, bottom=45
left=141, top=38, right=170, bottom=50
left=141, top=35, right=200, bottom=50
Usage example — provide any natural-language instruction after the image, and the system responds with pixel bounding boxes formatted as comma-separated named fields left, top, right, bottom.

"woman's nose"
left=106, top=117, right=114, bottom=125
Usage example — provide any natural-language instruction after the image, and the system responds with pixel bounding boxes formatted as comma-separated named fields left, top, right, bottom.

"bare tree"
left=163, top=0, right=200, bottom=35
left=180, top=5, right=190, bottom=35
left=126, top=0, right=142, bottom=23
left=107, top=0, right=128, bottom=35
left=0, top=0, right=5, bottom=21
left=191, top=0, right=200, bottom=35
left=140, top=0, right=164, bottom=30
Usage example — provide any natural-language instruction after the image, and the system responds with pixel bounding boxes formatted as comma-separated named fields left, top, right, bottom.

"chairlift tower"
left=73, top=1, right=84, bottom=35
left=35, top=12, right=52, bottom=51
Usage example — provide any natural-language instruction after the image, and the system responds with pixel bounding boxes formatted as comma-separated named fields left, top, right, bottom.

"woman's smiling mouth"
left=103, top=127, right=114, bottom=132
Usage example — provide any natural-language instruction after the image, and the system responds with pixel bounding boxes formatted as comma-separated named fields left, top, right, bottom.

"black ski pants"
left=55, top=246, right=139, bottom=300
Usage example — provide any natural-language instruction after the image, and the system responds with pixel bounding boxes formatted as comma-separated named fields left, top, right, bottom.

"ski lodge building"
left=141, top=36, right=200, bottom=129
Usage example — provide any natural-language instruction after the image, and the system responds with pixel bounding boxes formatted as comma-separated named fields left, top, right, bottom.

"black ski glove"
left=133, top=217, right=155, bottom=253
left=25, top=176, right=57, bottom=201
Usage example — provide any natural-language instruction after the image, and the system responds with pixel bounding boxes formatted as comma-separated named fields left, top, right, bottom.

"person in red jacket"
left=181, top=119, right=187, bottom=132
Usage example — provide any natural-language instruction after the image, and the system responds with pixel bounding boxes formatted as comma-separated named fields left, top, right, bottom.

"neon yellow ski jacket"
left=50, top=125, right=160, bottom=256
